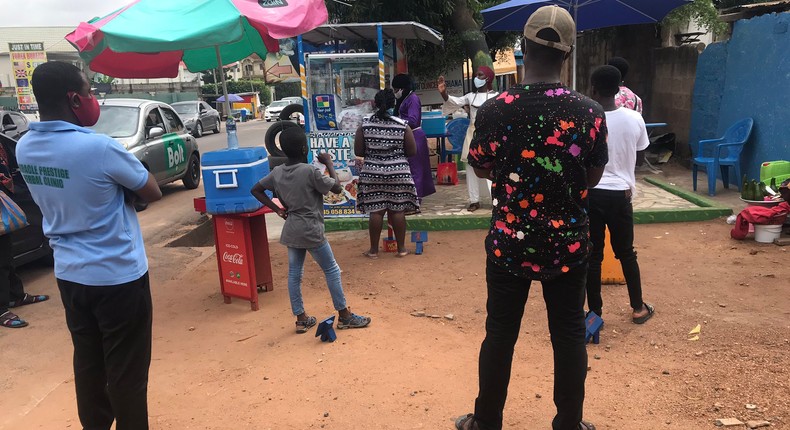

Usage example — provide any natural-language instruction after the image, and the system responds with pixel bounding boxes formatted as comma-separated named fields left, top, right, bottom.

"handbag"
left=437, top=162, right=458, bottom=186
left=0, top=190, right=28, bottom=235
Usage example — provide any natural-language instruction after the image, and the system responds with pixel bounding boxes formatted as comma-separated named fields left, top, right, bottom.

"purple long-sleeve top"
left=398, top=93, right=422, bottom=129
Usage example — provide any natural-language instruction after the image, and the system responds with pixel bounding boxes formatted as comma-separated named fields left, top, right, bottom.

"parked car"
left=171, top=101, right=221, bottom=138
left=1, top=132, right=52, bottom=266
left=1, top=108, right=30, bottom=140
left=89, top=99, right=201, bottom=207
left=264, top=99, right=301, bottom=122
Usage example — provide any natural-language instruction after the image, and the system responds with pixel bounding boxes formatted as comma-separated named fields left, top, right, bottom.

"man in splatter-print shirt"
left=455, top=6, right=607, bottom=430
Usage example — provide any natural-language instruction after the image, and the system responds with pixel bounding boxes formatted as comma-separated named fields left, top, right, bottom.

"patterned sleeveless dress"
left=356, top=115, right=419, bottom=214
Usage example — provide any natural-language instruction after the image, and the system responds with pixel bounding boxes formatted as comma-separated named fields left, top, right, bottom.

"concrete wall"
left=570, top=26, right=701, bottom=158
left=649, top=45, right=703, bottom=158
left=689, top=12, right=790, bottom=183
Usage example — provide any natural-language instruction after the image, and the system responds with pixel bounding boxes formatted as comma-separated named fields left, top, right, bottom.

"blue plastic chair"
left=692, top=118, right=753, bottom=196
left=444, top=118, right=469, bottom=163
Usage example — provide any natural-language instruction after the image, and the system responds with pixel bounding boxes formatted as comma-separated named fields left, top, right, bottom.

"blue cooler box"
left=421, top=111, right=446, bottom=135
left=201, top=147, right=270, bottom=214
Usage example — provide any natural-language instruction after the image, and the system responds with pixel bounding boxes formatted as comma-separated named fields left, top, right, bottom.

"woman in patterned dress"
left=354, top=89, right=419, bottom=258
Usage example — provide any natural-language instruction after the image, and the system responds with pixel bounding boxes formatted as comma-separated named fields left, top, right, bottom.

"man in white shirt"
left=586, top=65, right=655, bottom=325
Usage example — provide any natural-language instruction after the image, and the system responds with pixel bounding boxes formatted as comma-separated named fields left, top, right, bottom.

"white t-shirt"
left=594, top=108, right=650, bottom=194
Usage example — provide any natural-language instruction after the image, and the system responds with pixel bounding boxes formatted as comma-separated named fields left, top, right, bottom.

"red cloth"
left=731, top=202, right=790, bottom=240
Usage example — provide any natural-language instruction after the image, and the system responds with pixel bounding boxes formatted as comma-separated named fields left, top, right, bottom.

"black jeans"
left=474, top=259, right=588, bottom=430
left=58, top=273, right=153, bottom=430
left=0, top=233, right=25, bottom=313
left=586, top=188, right=644, bottom=316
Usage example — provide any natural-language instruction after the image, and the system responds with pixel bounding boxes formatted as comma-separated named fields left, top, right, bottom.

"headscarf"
left=392, top=73, right=414, bottom=116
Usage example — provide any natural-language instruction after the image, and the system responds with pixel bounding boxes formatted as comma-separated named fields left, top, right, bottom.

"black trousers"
left=0, top=233, right=25, bottom=313
left=474, top=259, right=588, bottom=430
left=585, top=188, right=644, bottom=316
left=58, top=273, right=153, bottom=430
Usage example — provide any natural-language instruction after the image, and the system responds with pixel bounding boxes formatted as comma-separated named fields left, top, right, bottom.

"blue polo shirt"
left=17, top=121, right=149, bottom=286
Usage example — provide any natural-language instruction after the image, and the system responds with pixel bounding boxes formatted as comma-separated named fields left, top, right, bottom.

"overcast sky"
left=0, top=0, right=130, bottom=27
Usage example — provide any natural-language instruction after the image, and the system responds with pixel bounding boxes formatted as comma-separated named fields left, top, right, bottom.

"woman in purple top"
left=392, top=74, right=436, bottom=200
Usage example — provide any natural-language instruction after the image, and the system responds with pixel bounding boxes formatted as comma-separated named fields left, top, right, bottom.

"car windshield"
left=90, top=106, right=140, bottom=138
left=172, top=103, right=197, bottom=115
left=269, top=101, right=289, bottom=108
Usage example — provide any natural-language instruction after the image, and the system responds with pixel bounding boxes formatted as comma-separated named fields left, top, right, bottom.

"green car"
left=90, top=99, right=201, bottom=197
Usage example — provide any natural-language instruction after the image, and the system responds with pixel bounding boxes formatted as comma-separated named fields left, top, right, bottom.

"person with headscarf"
left=391, top=74, right=436, bottom=202
left=438, top=66, right=499, bottom=212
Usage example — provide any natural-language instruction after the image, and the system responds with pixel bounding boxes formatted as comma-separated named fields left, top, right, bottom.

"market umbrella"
left=216, top=93, right=244, bottom=103
left=66, top=0, right=327, bottom=124
left=481, top=0, right=691, bottom=87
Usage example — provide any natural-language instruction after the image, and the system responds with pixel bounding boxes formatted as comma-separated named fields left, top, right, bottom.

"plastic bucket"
left=754, top=224, right=782, bottom=243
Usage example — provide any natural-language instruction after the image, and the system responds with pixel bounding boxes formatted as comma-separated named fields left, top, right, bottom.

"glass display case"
left=305, top=53, right=380, bottom=132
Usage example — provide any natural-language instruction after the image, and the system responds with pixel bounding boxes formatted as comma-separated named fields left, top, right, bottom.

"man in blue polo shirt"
left=17, top=61, right=161, bottom=430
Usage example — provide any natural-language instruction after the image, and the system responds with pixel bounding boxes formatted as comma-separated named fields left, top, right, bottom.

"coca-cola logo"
left=224, top=219, right=234, bottom=232
left=222, top=252, right=244, bottom=265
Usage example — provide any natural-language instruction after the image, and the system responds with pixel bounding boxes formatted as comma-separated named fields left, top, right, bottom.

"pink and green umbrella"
left=66, top=0, right=328, bottom=79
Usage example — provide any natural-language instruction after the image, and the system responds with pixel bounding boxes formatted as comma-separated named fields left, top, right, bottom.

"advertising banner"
left=309, top=132, right=363, bottom=218
left=8, top=42, right=47, bottom=112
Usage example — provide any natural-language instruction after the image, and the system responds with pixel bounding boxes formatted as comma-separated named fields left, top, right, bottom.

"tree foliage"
left=664, top=0, right=766, bottom=35
left=327, top=0, right=517, bottom=79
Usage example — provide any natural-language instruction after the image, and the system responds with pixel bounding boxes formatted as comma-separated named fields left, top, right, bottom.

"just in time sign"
left=8, top=42, right=47, bottom=112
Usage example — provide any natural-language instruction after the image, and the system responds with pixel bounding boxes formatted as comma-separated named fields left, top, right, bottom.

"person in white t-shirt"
left=586, top=65, right=655, bottom=325
left=437, top=66, right=499, bottom=212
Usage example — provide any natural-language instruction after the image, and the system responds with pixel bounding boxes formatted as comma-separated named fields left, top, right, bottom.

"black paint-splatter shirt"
left=468, top=83, right=608, bottom=280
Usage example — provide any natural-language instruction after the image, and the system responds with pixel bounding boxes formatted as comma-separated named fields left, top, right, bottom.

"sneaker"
left=337, top=313, right=371, bottom=329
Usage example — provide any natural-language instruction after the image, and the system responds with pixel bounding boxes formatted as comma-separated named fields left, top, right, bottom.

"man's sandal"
left=579, top=421, right=596, bottom=430
left=0, top=311, right=29, bottom=328
left=632, top=303, right=655, bottom=325
left=295, top=316, right=317, bottom=334
left=455, top=414, right=480, bottom=430
left=9, top=294, right=49, bottom=308
left=467, top=202, right=481, bottom=212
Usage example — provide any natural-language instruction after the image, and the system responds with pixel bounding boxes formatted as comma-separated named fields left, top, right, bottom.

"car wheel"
left=182, top=153, right=201, bottom=189
left=194, top=122, right=203, bottom=138
left=213, top=118, right=221, bottom=134
left=264, top=121, right=302, bottom=158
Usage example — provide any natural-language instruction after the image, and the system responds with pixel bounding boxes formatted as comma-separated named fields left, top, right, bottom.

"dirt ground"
left=2, top=220, right=789, bottom=429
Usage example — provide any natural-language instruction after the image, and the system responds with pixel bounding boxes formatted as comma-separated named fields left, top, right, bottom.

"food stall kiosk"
left=295, top=22, right=444, bottom=218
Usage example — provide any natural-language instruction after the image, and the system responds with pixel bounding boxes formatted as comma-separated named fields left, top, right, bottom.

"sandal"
left=8, top=293, right=50, bottom=308
left=295, top=315, right=317, bottom=334
left=455, top=414, right=480, bottom=430
left=362, top=251, right=378, bottom=260
left=467, top=202, right=480, bottom=212
left=632, top=303, right=655, bottom=325
left=579, top=421, right=596, bottom=430
left=1, top=311, right=29, bottom=328
left=396, top=250, right=410, bottom=258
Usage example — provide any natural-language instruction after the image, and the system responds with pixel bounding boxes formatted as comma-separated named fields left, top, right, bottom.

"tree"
left=664, top=0, right=766, bottom=34
left=200, top=68, right=231, bottom=85
left=327, top=0, right=516, bottom=80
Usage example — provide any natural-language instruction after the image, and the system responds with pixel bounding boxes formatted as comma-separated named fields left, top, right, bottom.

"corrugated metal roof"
left=0, top=27, right=75, bottom=54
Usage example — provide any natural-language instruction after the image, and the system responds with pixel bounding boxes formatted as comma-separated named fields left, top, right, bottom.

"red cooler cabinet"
left=194, top=198, right=274, bottom=311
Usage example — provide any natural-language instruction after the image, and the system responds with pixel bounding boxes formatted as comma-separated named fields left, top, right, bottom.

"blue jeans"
left=287, top=241, right=347, bottom=316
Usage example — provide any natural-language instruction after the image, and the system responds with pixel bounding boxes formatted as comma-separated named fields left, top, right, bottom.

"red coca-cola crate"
left=195, top=198, right=274, bottom=311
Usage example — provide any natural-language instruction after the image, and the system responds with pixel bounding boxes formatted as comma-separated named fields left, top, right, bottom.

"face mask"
left=474, top=77, right=487, bottom=89
left=394, top=89, right=403, bottom=99
left=67, top=92, right=101, bottom=126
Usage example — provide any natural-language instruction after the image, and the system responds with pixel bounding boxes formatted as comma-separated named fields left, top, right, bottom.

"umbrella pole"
left=215, top=45, right=231, bottom=120
left=572, top=4, right=578, bottom=90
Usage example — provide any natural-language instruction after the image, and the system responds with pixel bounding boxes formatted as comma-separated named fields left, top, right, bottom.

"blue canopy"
left=216, top=93, right=244, bottom=103
left=482, top=0, right=691, bottom=32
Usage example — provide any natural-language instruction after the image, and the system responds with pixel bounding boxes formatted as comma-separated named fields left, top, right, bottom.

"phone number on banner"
left=324, top=207, right=364, bottom=217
